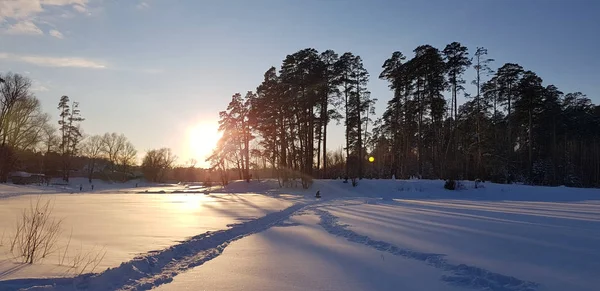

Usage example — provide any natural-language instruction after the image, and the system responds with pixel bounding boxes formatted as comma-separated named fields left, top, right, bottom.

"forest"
left=209, top=43, right=600, bottom=188
left=3, top=42, right=600, bottom=188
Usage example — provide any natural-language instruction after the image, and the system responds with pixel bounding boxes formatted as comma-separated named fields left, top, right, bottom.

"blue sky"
left=1, top=0, right=599, bottom=167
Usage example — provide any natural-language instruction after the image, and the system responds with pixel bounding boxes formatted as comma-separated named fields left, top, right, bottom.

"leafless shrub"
left=6, top=196, right=107, bottom=274
left=67, top=244, right=107, bottom=275
left=58, top=227, right=73, bottom=266
left=10, top=196, right=63, bottom=264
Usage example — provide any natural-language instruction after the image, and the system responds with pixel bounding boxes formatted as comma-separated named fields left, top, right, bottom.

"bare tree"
left=1, top=73, right=34, bottom=182
left=40, top=124, right=60, bottom=154
left=117, top=141, right=137, bottom=176
left=101, top=132, right=127, bottom=171
left=3, top=96, right=50, bottom=151
left=141, top=148, right=177, bottom=182
left=1, top=73, right=33, bottom=144
left=186, top=158, right=197, bottom=168
left=81, top=135, right=105, bottom=183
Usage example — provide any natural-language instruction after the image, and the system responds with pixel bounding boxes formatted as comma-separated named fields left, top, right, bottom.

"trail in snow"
left=0, top=193, right=294, bottom=281
left=313, top=208, right=540, bottom=291
left=0, top=202, right=312, bottom=291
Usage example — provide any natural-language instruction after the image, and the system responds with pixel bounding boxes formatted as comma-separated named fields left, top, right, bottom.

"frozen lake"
left=1, top=179, right=600, bottom=291
left=154, top=198, right=600, bottom=291
left=0, top=192, right=297, bottom=280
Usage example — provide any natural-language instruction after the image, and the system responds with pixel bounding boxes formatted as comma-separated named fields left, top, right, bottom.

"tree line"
left=0, top=73, right=144, bottom=183
left=210, top=44, right=600, bottom=188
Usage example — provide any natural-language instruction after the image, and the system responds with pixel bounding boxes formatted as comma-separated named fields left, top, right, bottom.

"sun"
left=187, top=122, right=221, bottom=166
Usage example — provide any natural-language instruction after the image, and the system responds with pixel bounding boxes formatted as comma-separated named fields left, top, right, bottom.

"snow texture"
left=1, top=178, right=599, bottom=291
left=152, top=213, right=464, bottom=291
left=0, top=186, right=295, bottom=281
left=313, top=208, right=539, bottom=291
left=0, top=202, right=311, bottom=291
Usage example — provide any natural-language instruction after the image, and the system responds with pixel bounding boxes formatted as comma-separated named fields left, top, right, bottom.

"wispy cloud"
left=0, top=0, right=89, bottom=36
left=2, top=21, right=43, bottom=35
left=31, top=83, right=50, bottom=92
left=0, top=0, right=89, bottom=21
left=136, top=2, right=150, bottom=10
left=49, top=29, right=64, bottom=39
left=115, top=67, right=163, bottom=74
left=0, top=52, right=107, bottom=69
left=73, top=4, right=87, bottom=13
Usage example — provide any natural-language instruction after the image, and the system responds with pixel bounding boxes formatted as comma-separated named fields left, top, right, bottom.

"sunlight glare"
left=166, top=194, right=211, bottom=212
left=187, top=122, right=221, bottom=165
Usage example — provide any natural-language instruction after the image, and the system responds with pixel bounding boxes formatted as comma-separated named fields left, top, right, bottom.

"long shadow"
left=0, top=263, right=28, bottom=280
left=200, top=196, right=270, bottom=219
left=314, top=208, right=540, bottom=291
left=326, top=204, right=600, bottom=270
left=393, top=183, right=600, bottom=203
left=395, top=200, right=600, bottom=223
left=0, top=202, right=311, bottom=291
left=336, top=202, right=577, bottom=230
left=230, top=194, right=272, bottom=212
left=251, top=221, right=427, bottom=291
left=202, top=193, right=297, bottom=221
left=0, top=277, right=74, bottom=291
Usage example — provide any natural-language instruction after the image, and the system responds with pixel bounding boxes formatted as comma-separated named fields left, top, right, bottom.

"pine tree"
left=379, top=51, right=410, bottom=178
left=338, top=52, right=370, bottom=182
left=215, top=46, right=600, bottom=187
left=496, top=63, right=524, bottom=158
left=443, top=42, right=471, bottom=121
left=57, top=96, right=84, bottom=182
left=471, top=47, right=494, bottom=178
left=515, top=71, right=544, bottom=181
left=218, top=92, right=254, bottom=182
left=317, top=50, right=341, bottom=178
left=410, top=45, right=446, bottom=177
left=279, top=48, right=322, bottom=188
left=253, top=67, right=283, bottom=181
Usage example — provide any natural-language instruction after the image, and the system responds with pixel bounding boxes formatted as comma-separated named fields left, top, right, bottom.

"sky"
left=1, top=0, right=599, bottom=168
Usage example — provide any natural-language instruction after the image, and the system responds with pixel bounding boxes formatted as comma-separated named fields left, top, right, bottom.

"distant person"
left=135, top=183, right=138, bottom=188
left=79, top=184, right=83, bottom=191
left=91, top=184, right=94, bottom=190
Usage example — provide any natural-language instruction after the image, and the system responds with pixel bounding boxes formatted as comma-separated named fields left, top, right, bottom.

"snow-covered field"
left=0, top=180, right=298, bottom=283
left=1, top=179, right=599, bottom=291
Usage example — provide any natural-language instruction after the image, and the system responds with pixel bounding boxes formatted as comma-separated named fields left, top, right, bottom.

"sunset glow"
left=187, top=122, right=221, bottom=166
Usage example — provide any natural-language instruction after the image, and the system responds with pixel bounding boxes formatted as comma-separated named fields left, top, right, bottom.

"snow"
left=1, top=179, right=599, bottom=291
left=152, top=213, right=463, bottom=291
left=10, top=172, right=33, bottom=178
left=0, top=185, right=296, bottom=282
left=318, top=199, right=600, bottom=291
left=0, top=178, right=150, bottom=199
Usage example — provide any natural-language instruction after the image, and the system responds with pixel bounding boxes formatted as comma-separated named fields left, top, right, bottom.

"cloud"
left=3, top=21, right=43, bottom=35
left=49, top=29, right=64, bottom=39
left=31, top=83, right=50, bottom=92
left=0, top=52, right=106, bottom=69
left=136, top=2, right=150, bottom=10
left=73, top=4, right=87, bottom=13
left=0, top=0, right=89, bottom=35
left=0, top=1, right=43, bottom=21
left=0, top=0, right=88, bottom=21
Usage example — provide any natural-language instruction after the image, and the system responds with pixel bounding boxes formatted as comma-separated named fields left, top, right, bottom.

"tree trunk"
left=528, top=106, right=533, bottom=182
left=323, top=117, right=328, bottom=179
